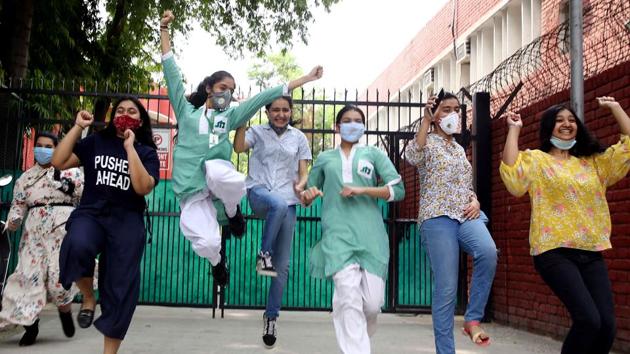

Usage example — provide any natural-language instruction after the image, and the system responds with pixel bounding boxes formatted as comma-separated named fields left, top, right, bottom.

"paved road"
left=0, top=304, right=579, bottom=353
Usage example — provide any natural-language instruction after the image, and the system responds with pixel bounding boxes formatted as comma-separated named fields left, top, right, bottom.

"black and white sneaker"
left=262, top=314, right=277, bottom=349
left=256, top=251, right=278, bottom=277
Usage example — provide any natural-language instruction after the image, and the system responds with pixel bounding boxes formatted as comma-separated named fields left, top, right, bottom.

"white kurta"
left=0, top=165, right=83, bottom=327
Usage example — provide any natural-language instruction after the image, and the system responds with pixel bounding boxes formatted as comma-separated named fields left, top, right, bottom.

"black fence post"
left=472, top=92, right=494, bottom=321
left=472, top=93, right=492, bottom=221
left=212, top=227, right=229, bottom=319
left=387, top=132, right=399, bottom=312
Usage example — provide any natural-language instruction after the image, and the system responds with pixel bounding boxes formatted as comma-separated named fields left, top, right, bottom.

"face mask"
left=339, top=122, right=365, bottom=143
left=550, top=136, right=576, bottom=150
left=211, top=90, right=232, bottom=111
left=438, top=112, right=460, bottom=135
left=34, top=147, right=54, bottom=165
left=113, top=114, right=142, bottom=133
left=269, top=122, right=288, bottom=136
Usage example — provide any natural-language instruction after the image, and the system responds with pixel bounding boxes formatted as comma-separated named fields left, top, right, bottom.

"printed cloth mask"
left=550, top=136, right=576, bottom=150
left=340, top=122, right=365, bottom=143
left=269, top=122, right=288, bottom=136
left=211, top=90, right=232, bottom=111
left=113, top=114, right=142, bottom=133
left=34, top=147, right=54, bottom=165
left=439, top=112, right=460, bottom=135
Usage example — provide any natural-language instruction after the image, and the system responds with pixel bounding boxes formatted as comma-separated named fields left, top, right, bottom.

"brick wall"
left=489, top=60, right=630, bottom=352
left=366, top=0, right=503, bottom=94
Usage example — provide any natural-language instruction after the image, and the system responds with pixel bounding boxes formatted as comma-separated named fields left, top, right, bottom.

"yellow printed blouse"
left=499, top=135, right=630, bottom=255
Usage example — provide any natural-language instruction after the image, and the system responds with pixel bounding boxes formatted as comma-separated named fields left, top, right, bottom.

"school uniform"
left=245, top=124, right=312, bottom=318
left=161, top=51, right=287, bottom=265
left=307, top=144, right=404, bottom=354
left=59, top=132, right=159, bottom=340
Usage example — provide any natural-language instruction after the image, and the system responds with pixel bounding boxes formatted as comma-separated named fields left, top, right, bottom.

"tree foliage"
left=247, top=52, right=304, bottom=89
left=0, top=0, right=340, bottom=83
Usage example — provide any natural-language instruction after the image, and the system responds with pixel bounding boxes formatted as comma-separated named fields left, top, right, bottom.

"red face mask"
left=113, top=114, right=142, bottom=133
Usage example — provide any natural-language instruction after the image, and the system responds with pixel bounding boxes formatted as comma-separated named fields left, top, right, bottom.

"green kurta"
left=307, top=144, right=405, bottom=281
left=162, top=54, right=286, bottom=199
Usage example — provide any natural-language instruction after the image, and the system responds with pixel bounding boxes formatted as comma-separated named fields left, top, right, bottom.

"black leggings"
left=533, top=248, right=616, bottom=354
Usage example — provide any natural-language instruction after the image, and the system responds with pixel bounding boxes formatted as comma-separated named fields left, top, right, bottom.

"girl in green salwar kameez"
left=300, top=106, right=405, bottom=354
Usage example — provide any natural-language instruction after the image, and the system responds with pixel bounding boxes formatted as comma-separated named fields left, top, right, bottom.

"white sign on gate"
left=152, top=128, right=171, bottom=171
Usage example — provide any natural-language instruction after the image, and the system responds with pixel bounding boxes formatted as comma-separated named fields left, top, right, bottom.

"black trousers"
left=533, top=248, right=616, bottom=354
left=59, top=202, right=146, bottom=340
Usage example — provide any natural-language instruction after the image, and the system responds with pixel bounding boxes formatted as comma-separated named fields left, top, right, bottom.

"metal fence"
left=0, top=82, right=458, bottom=315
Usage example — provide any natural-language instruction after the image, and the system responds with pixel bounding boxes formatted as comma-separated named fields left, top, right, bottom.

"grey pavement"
left=0, top=304, right=572, bottom=353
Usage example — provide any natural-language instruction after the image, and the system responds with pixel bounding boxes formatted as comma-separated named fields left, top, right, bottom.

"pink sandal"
left=462, top=321, right=491, bottom=347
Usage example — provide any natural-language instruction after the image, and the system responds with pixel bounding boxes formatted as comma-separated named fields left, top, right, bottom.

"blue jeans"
left=247, top=186, right=297, bottom=318
left=420, top=212, right=497, bottom=354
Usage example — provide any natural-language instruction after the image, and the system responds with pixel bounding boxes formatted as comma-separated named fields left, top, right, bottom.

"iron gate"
left=0, top=82, right=469, bottom=314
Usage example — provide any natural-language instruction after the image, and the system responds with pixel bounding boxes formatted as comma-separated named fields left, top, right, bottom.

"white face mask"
left=439, top=112, right=460, bottom=135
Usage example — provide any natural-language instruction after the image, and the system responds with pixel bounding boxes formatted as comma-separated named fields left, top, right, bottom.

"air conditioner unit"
left=456, top=40, right=471, bottom=63
left=422, top=68, right=435, bottom=88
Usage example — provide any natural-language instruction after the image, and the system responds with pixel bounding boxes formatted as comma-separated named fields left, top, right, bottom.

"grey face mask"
left=211, top=90, right=232, bottom=111
left=269, top=122, right=288, bottom=136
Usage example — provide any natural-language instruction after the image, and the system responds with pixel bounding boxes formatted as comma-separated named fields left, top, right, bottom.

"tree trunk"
left=1, top=0, right=35, bottom=79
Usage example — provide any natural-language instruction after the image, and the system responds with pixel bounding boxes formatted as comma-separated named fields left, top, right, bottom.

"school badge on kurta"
left=213, top=115, right=228, bottom=134
left=357, top=159, right=374, bottom=180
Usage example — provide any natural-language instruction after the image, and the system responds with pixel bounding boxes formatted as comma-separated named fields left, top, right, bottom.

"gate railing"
left=0, top=82, right=452, bottom=314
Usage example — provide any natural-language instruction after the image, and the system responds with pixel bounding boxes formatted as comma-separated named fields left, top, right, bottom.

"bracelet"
left=75, top=123, right=85, bottom=130
left=160, top=25, right=169, bottom=30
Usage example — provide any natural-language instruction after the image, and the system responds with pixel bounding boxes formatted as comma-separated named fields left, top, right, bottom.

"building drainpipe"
left=570, top=0, right=584, bottom=122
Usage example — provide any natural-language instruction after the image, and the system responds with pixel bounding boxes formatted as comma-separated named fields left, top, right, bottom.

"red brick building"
left=367, top=0, right=630, bottom=351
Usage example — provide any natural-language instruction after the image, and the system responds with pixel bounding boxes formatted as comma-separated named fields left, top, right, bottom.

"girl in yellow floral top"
left=500, top=97, right=630, bottom=354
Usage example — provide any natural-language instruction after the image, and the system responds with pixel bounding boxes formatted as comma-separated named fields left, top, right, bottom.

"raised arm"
left=287, top=66, right=323, bottom=91
left=52, top=111, right=92, bottom=170
left=415, top=95, right=437, bottom=149
left=230, top=66, right=324, bottom=130
left=159, top=10, right=194, bottom=120
left=160, top=10, right=174, bottom=55
left=597, top=96, right=630, bottom=135
left=233, top=125, right=250, bottom=153
left=502, top=112, right=523, bottom=166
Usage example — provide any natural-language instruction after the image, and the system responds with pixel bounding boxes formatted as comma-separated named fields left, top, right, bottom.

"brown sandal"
left=462, top=321, right=491, bottom=347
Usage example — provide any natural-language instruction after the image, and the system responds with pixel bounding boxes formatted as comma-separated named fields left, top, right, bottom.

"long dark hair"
left=335, top=105, right=366, bottom=125
left=188, top=71, right=235, bottom=109
left=539, top=104, right=604, bottom=157
left=101, top=96, right=157, bottom=150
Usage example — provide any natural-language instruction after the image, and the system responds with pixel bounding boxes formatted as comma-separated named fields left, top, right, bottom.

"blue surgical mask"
left=34, top=147, right=54, bottom=165
left=339, top=122, right=365, bottom=143
left=550, top=136, right=576, bottom=150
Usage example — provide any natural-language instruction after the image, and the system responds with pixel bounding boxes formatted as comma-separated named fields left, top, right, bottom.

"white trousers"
left=332, top=264, right=385, bottom=354
left=179, top=159, right=246, bottom=266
